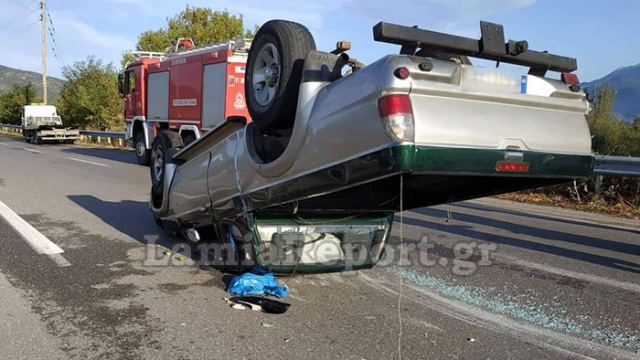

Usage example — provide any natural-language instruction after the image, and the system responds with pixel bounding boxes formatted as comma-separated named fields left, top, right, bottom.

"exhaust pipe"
left=185, top=228, right=201, bottom=243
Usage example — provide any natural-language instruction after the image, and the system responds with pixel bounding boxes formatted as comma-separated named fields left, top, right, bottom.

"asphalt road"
left=0, top=133, right=639, bottom=360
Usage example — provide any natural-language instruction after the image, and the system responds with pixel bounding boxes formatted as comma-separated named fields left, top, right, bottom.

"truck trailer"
left=22, top=105, right=79, bottom=144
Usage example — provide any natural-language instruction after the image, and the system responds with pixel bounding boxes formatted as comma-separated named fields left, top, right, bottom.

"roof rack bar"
left=373, top=21, right=577, bottom=74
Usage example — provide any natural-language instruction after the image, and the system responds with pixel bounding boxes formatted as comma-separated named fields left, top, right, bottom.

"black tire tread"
left=135, top=132, right=150, bottom=166
left=246, top=20, right=316, bottom=129
left=150, top=131, right=183, bottom=206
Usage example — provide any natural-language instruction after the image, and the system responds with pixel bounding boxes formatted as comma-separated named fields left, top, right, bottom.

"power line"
left=0, top=3, right=40, bottom=34
left=0, top=16, right=39, bottom=39
left=7, top=0, right=33, bottom=10
left=46, top=9, right=58, bottom=59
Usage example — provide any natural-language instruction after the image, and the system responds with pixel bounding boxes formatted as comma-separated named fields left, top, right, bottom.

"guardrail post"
left=118, top=139, right=123, bottom=147
left=594, top=174, right=603, bottom=195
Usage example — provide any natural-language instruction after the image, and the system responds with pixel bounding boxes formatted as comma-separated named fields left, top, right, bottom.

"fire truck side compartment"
left=169, top=58, right=203, bottom=124
left=202, top=63, right=227, bottom=129
left=147, top=72, right=169, bottom=121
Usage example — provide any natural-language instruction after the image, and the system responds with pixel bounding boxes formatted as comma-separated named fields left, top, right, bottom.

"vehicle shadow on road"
left=67, top=195, right=235, bottom=272
left=415, top=207, right=640, bottom=257
left=455, top=202, right=640, bottom=236
left=63, top=147, right=138, bottom=165
left=68, top=195, right=176, bottom=249
left=403, top=213, right=640, bottom=274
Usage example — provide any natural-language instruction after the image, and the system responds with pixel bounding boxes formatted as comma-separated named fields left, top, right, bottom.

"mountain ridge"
left=582, top=63, right=640, bottom=122
left=0, top=65, right=64, bottom=102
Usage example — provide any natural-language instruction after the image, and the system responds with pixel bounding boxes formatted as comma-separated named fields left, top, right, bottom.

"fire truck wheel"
left=246, top=20, right=316, bottom=130
left=135, top=132, right=151, bottom=166
left=150, top=131, right=183, bottom=207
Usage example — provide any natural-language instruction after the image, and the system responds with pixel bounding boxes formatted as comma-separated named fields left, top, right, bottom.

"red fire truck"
left=120, top=39, right=251, bottom=165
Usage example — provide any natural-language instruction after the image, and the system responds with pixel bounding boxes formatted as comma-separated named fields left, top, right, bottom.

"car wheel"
left=245, top=20, right=316, bottom=130
left=135, top=132, right=150, bottom=166
left=150, top=131, right=183, bottom=208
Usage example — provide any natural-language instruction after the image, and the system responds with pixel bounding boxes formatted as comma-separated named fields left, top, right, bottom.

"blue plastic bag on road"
left=227, top=269, right=288, bottom=298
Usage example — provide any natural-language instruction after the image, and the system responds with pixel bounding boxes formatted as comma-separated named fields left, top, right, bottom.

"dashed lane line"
left=23, top=148, right=43, bottom=154
left=66, top=157, right=111, bottom=168
left=0, top=200, right=71, bottom=267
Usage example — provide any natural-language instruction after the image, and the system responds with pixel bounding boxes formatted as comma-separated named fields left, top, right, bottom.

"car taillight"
left=394, top=66, right=410, bottom=80
left=561, top=72, right=579, bottom=85
left=495, top=162, right=529, bottom=172
left=378, top=94, right=414, bottom=142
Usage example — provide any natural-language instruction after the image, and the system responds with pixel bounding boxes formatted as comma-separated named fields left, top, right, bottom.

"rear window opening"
left=254, top=216, right=392, bottom=268
left=247, top=124, right=292, bottom=163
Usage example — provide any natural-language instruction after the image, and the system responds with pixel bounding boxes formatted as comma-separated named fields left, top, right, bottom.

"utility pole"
left=40, top=0, right=47, bottom=105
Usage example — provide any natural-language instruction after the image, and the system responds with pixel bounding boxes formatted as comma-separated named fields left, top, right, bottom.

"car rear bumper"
left=245, top=144, right=594, bottom=212
left=411, top=145, right=594, bottom=178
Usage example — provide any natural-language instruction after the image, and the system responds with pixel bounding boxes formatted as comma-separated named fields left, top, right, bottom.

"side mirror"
left=117, top=72, right=125, bottom=97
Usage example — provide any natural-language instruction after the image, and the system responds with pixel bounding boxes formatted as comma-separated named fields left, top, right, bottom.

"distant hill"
left=582, top=64, right=640, bottom=122
left=0, top=65, right=64, bottom=103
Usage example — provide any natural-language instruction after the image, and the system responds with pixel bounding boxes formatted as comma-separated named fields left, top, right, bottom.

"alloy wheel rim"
left=252, top=43, right=281, bottom=106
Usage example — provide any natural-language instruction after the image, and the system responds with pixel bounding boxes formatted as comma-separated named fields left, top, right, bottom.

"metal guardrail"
left=594, top=155, right=640, bottom=177
left=79, top=130, right=125, bottom=139
left=0, top=123, right=127, bottom=146
left=3, top=123, right=640, bottom=176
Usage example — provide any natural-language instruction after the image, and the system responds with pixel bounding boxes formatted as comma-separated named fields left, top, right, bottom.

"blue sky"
left=0, top=0, right=638, bottom=81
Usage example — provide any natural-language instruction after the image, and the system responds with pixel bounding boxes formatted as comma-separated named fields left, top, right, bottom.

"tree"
left=55, top=57, right=123, bottom=130
left=0, top=83, right=40, bottom=125
left=136, top=6, right=246, bottom=53
left=586, top=86, right=631, bottom=155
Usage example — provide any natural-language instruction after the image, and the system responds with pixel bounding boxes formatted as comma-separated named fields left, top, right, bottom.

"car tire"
left=245, top=20, right=316, bottom=130
left=150, top=131, right=183, bottom=208
left=135, top=132, right=151, bottom=166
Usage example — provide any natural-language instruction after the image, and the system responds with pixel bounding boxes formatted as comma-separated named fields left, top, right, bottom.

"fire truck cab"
left=120, top=40, right=251, bottom=165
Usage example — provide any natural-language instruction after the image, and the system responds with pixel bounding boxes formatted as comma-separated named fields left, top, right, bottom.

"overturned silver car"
left=149, top=20, right=593, bottom=273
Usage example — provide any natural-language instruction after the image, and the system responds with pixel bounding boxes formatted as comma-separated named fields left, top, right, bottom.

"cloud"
left=213, top=1, right=330, bottom=31
left=49, top=10, right=136, bottom=71
left=0, top=6, right=136, bottom=77
left=0, top=0, right=540, bottom=78
left=341, top=0, right=537, bottom=33
left=58, top=17, right=131, bottom=51
left=96, top=0, right=144, bottom=4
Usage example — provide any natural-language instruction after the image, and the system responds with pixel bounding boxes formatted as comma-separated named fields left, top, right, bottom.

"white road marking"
left=470, top=199, right=640, bottom=232
left=23, top=148, right=43, bottom=154
left=0, top=200, right=71, bottom=267
left=49, top=254, right=72, bottom=267
left=0, top=142, right=9, bottom=146
left=495, top=253, right=640, bottom=295
left=66, top=157, right=111, bottom=168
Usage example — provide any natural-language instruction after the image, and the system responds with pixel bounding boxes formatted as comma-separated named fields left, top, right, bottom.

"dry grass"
left=497, top=192, right=640, bottom=220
